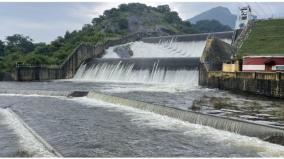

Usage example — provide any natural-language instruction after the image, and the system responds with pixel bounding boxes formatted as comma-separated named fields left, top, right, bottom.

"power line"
left=267, top=3, right=274, bottom=18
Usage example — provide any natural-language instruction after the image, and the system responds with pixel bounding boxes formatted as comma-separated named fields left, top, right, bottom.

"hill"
left=188, top=6, right=237, bottom=28
left=238, top=19, right=284, bottom=57
left=92, top=3, right=197, bottom=36
left=192, top=20, right=232, bottom=33
left=0, top=3, right=198, bottom=73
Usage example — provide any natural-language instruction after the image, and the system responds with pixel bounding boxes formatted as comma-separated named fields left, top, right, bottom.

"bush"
left=118, top=18, right=129, bottom=30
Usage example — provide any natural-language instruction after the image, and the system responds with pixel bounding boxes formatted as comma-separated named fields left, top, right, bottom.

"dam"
left=74, top=58, right=199, bottom=84
left=2, top=31, right=284, bottom=157
left=73, top=31, right=233, bottom=83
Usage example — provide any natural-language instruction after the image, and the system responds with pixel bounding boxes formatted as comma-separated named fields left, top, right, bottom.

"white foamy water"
left=0, top=108, right=55, bottom=157
left=76, top=97, right=284, bottom=157
left=102, top=83, right=200, bottom=93
left=104, top=40, right=207, bottom=58
left=103, top=38, right=231, bottom=58
left=73, top=63, right=199, bottom=85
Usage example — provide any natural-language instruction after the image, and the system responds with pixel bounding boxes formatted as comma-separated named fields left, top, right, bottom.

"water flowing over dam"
left=103, top=41, right=207, bottom=58
left=75, top=31, right=234, bottom=83
left=72, top=31, right=284, bottom=146
left=74, top=58, right=199, bottom=84
left=2, top=31, right=284, bottom=157
left=74, top=32, right=217, bottom=83
left=103, top=35, right=232, bottom=58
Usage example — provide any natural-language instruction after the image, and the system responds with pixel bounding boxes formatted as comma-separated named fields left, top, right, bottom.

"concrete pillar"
left=276, top=72, right=281, bottom=81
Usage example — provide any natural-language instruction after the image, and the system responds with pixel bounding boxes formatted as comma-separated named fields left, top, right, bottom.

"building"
left=235, top=5, right=252, bottom=29
left=242, top=56, right=284, bottom=72
left=222, top=59, right=241, bottom=72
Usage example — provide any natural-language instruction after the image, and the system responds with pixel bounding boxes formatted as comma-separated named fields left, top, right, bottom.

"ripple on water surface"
left=1, top=95, right=284, bottom=157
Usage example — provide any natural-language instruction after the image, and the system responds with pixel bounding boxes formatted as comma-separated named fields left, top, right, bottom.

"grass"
left=238, top=19, right=284, bottom=57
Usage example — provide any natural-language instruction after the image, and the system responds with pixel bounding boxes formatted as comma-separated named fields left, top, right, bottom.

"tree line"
left=0, top=3, right=232, bottom=74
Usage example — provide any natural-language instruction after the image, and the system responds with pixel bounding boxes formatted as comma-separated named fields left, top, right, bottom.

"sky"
left=1, top=2, right=284, bottom=43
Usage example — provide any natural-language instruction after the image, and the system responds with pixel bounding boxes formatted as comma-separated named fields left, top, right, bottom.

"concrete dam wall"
left=15, top=33, right=147, bottom=81
left=84, top=58, right=200, bottom=70
left=141, top=31, right=234, bottom=43
left=73, top=32, right=219, bottom=83
left=74, top=57, right=199, bottom=84
left=15, top=31, right=234, bottom=81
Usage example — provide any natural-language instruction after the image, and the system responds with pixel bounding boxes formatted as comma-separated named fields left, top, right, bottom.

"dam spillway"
left=103, top=31, right=233, bottom=58
left=74, top=58, right=199, bottom=84
left=83, top=58, right=200, bottom=70
left=74, top=32, right=218, bottom=83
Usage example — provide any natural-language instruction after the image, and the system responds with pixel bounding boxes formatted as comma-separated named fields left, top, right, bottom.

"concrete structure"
left=15, top=31, right=235, bottom=81
left=235, top=5, right=252, bottom=29
left=15, top=33, right=147, bottom=81
left=85, top=57, right=200, bottom=71
left=141, top=31, right=234, bottom=43
left=222, top=60, right=241, bottom=72
left=202, top=72, right=284, bottom=98
left=199, top=36, right=284, bottom=98
left=243, top=56, right=284, bottom=72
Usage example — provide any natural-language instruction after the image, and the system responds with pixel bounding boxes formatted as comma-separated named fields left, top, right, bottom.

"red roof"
left=243, top=56, right=284, bottom=65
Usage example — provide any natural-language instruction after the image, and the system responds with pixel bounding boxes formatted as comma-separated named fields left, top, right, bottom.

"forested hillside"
left=0, top=3, right=198, bottom=73
left=0, top=3, right=233, bottom=74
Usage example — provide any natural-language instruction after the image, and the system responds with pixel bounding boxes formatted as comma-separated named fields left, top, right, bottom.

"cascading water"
left=104, top=41, right=207, bottom=58
left=74, top=37, right=206, bottom=84
left=74, top=62, right=199, bottom=85
left=103, top=38, right=232, bottom=58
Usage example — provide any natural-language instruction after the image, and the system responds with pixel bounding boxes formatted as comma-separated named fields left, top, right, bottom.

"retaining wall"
left=203, top=76, right=284, bottom=98
left=15, top=33, right=147, bottom=81
left=141, top=31, right=234, bottom=43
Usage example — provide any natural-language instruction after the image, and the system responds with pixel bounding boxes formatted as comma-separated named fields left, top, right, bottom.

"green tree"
left=64, top=31, right=72, bottom=39
left=164, top=11, right=182, bottom=23
left=0, top=40, right=4, bottom=56
left=157, top=5, right=170, bottom=13
left=118, top=18, right=129, bottom=30
left=33, top=43, right=50, bottom=55
left=5, top=34, right=35, bottom=54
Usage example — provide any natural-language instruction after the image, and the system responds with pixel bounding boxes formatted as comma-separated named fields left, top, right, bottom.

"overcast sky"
left=1, top=2, right=284, bottom=43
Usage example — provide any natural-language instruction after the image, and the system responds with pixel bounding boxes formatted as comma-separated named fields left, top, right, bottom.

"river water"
left=0, top=81, right=284, bottom=157
left=1, top=38, right=284, bottom=157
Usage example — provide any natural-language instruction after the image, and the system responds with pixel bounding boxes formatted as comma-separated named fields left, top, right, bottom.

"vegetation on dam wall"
left=238, top=19, right=284, bottom=57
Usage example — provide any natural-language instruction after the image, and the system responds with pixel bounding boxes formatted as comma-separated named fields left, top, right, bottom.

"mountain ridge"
left=188, top=6, right=237, bottom=28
